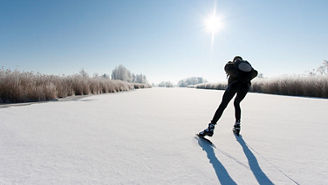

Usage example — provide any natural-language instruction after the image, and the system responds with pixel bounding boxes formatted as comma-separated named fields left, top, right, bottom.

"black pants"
left=211, top=82, right=250, bottom=124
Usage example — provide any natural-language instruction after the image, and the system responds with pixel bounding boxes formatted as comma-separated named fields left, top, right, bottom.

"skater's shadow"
left=236, top=136, right=274, bottom=185
left=197, top=137, right=237, bottom=185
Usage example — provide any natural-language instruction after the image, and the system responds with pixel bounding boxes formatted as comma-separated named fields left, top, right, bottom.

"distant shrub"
left=158, top=81, right=174, bottom=88
left=133, top=83, right=152, bottom=89
left=178, top=77, right=207, bottom=87
left=194, top=82, right=227, bottom=90
left=0, top=69, right=151, bottom=103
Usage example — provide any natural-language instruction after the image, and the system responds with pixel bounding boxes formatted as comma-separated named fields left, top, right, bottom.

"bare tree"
left=317, top=60, right=328, bottom=75
left=258, top=73, right=264, bottom=78
left=79, top=69, right=89, bottom=78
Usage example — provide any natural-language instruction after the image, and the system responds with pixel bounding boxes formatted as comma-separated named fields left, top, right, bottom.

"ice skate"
left=198, top=123, right=215, bottom=137
left=233, top=122, right=241, bottom=136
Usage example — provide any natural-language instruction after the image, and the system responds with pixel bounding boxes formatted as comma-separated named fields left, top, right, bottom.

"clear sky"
left=1, top=0, right=327, bottom=83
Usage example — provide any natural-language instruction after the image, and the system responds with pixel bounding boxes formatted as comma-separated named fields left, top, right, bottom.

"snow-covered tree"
left=178, top=77, right=207, bottom=87
left=111, top=65, right=148, bottom=84
left=308, top=60, right=328, bottom=76
left=102, top=73, right=110, bottom=79
left=133, top=74, right=148, bottom=84
left=111, top=65, right=133, bottom=82
left=158, top=81, right=174, bottom=88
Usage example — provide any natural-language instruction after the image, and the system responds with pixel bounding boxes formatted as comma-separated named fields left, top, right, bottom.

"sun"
left=204, top=14, right=223, bottom=34
left=203, top=1, right=224, bottom=48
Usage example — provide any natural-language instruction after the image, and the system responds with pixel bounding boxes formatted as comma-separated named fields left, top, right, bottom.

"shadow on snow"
left=196, top=137, right=237, bottom=185
left=235, top=135, right=274, bottom=185
left=197, top=135, right=274, bottom=185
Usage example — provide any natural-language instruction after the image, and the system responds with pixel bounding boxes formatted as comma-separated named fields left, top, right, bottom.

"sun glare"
left=203, top=2, right=224, bottom=49
left=204, top=14, right=223, bottom=34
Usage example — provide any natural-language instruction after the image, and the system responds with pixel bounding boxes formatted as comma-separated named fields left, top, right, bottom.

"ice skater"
left=199, top=56, right=258, bottom=137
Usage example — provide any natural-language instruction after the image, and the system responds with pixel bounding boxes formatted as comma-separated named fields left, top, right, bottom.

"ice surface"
left=0, top=88, right=327, bottom=185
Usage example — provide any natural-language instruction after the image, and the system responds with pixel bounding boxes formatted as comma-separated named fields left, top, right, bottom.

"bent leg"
left=234, top=85, right=249, bottom=122
left=211, top=85, right=237, bottom=124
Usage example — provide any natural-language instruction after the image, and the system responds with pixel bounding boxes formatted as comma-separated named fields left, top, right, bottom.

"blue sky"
left=1, top=0, right=327, bottom=83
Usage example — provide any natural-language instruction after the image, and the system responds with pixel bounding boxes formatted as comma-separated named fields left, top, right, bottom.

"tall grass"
left=192, top=82, right=227, bottom=90
left=250, top=76, right=328, bottom=98
left=0, top=69, right=151, bottom=103
left=194, top=76, right=328, bottom=98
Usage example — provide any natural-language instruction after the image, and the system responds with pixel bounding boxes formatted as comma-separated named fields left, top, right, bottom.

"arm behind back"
left=225, top=61, right=239, bottom=77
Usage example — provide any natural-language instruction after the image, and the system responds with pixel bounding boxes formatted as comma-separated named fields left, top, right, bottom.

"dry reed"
left=0, top=69, right=151, bottom=103
left=194, top=76, right=328, bottom=98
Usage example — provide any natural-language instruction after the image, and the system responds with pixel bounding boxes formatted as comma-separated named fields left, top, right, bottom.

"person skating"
left=199, top=56, right=258, bottom=137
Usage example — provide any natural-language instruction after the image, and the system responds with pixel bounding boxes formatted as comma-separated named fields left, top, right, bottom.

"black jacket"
left=224, top=60, right=258, bottom=85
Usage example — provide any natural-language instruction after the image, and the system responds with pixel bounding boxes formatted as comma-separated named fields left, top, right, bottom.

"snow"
left=0, top=88, right=327, bottom=185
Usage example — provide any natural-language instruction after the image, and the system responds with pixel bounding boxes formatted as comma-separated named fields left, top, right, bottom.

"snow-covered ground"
left=0, top=88, right=327, bottom=185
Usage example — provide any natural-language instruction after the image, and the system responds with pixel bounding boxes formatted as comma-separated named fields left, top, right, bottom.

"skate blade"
left=233, top=129, right=240, bottom=137
left=195, top=134, right=215, bottom=148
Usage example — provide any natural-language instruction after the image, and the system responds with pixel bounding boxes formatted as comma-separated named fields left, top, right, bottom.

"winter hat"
left=238, top=62, right=252, bottom=72
left=233, top=56, right=243, bottom=62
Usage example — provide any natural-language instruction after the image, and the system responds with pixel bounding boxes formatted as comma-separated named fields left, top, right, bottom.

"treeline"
left=156, top=77, right=207, bottom=88
left=177, top=77, right=207, bottom=87
left=0, top=66, right=151, bottom=103
left=158, top=81, right=174, bottom=88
